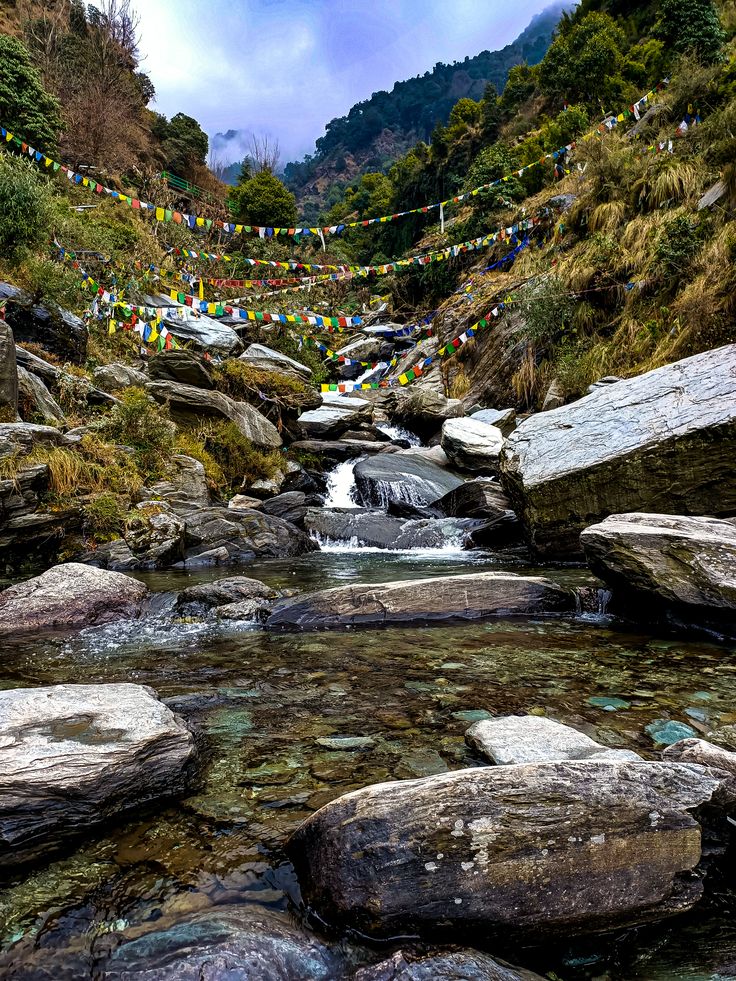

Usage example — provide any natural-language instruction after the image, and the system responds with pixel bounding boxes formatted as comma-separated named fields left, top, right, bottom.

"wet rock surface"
left=0, top=562, right=150, bottom=634
left=354, top=949, right=545, bottom=980
left=354, top=453, right=464, bottom=508
left=441, top=418, right=505, bottom=474
left=268, top=572, right=576, bottom=629
left=181, top=507, right=317, bottom=566
left=465, top=715, right=641, bottom=765
left=501, top=345, right=736, bottom=559
left=0, top=683, right=195, bottom=868
left=305, top=507, right=483, bottom=550
left=176, top=575, right=277, bottom=613
left=582, top=513, right=736, bottom=619
left=288, top=760, right=724, bottom=938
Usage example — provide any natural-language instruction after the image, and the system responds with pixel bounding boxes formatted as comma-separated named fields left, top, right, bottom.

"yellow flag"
left=199, top=278, right=204, bottom=301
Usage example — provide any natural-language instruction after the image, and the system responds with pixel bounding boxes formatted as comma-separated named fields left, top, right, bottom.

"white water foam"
left=324, top=458, right=361, bottom=508
left=376, top=422, right=421, bottom=446
left=314, top=535, right=470, bottom=557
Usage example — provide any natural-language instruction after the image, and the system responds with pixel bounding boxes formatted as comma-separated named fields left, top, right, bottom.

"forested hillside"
left=283, top=3, right=570, bottom=220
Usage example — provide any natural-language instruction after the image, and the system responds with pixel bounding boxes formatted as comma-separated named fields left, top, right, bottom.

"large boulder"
left=145, top=380, right=282, bottom=449
left=0, top=683, right=195, bottom=868
left=120, top=503, right=187, bottom=568
left=0, top=563, right=150, bottom=634
left=146, top=455, right=211, bottom=514
left=432, top=480, right=513, bottom=520
left=261, top=491, right=309, bottom=527
left=0, top=321, right=18, bottom=421
left=0, top=282, right=87, bottom=364
left=16, top=365, right=65, bottom=425
left=304, top=508, right=483, bottom=550
left=664, top=738, right=736, bottom=800
left=441, top=419, right=504, bottom=475
left=93, top=362, right=148, bottom=393
left=581, top=513, right=736, bottom=622
left=148, top=350, right=214, bottom=389
left=388, top=389, right=464, bottom=440
left=176, top=575, right=277, bottom=613
left=354, top=950, right=544, bottom=981
left=267, top=572, right=576, bottom=629
left=143, top=294, right=241, bottom=354
left=471, top=407, right=517, bottom=437
left=104, top=906, right=344, bottom=980
left=298, top=398, right=372, bottom=439
left=500, top=345, right=736, bottom=559
left=287, top=760, right=725, bottom=938
left=466, top=716, right=640, bottom=765
left=241, top=342, right=312, bottom=379
left=354, top=454, right=464, bottom=508
left=181, top=506, right=317, bottom=567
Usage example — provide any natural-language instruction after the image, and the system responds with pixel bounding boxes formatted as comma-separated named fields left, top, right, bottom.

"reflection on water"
left=1, top=553, right=735, bottom=978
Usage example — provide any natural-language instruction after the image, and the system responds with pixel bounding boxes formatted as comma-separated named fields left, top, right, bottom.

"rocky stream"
left=1, top=302, right=736, bottom=979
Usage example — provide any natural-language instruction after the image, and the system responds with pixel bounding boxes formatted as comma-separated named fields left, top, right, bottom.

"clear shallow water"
left=1, top=552, right=736, bottom=979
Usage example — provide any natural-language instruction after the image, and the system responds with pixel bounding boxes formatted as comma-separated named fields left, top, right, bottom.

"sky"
left=128, top=0, right=560, bottom=166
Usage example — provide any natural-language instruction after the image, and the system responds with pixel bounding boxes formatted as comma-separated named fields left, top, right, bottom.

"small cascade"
left=324, top=458, right=361, bottom=508
left=376, top=422, right=421, bottom=446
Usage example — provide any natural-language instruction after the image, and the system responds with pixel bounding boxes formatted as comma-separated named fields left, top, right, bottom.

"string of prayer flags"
left=0, top=81, right=668, bottom=244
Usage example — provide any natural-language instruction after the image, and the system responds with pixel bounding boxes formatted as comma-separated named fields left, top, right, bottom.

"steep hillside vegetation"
left=283, top=4, right=570, bottom=221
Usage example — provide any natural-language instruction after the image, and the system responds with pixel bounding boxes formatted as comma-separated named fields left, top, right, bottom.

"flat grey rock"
left=0, top=683, right=195, bottom=868
left=441, top=418, right=505, bottom=474
left=465, top=716, right=641, bottom=765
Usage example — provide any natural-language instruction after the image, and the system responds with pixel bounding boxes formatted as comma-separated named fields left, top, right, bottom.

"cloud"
left=130, top=0, right=559, bottom=164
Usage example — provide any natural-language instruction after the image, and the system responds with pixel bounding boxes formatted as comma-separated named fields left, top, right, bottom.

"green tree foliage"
left=449, top=98, right=482, bottom=127
left=0, top=35, right=63, bottom=151
left=161, top=113, right=209, bottom=176
left=538, top=12, right=630, bottom=106
left=464, top=144, right=524, bottom=200
left=480, top=82, right=502, bottom=141
left=656, top=0, right=725, bottom=64
left=500, top=64, right=539, bottom=116
left=0, top=155, right=52, bottom=259
left=230, top=170, right=298, bottom=227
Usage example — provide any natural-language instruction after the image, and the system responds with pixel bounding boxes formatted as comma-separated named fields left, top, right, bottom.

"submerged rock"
left=354, top=949, right=544, bottom=980
left=146, top=380, right=282, bottom=449
left=354, top=454, right=464, bottom=508
left=287, top=760, right=724, bottom=938
left=465, top=716, right=641, bottom=765
left=441, top=418, right=505, bottom=475
left=581, top=513, right=736, bottom=621
left=0, top=683, right=195, bottom=868
left=267, top=572, right=575, bottom=629
left=105, top=905, right=344, bottom=980
left=501, top=345, right=736, bottom=559
left=304, top=507, right=481, bottom=550
left=0, top=562, right=149, bottom=634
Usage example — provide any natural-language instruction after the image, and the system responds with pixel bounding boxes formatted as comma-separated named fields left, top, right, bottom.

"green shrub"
left=655, top=215, right=703, bottom=279
left=188, top=419, right=285, bottom=492
left=516, top=277, right=577, bottom=345
left=0, top=155, right=52, bottom=258
left=83, top=493, right=125, bottom=540
left=0, top=34, right=63, bottom=150
left=213, top=359, right=318, bottom=413
left=103, top=387, right=176, bottom=479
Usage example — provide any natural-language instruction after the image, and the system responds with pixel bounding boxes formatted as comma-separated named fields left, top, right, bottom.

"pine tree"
left=0, top=35, right=63, bottom=151
left=656, top=0, right=725, bottom=64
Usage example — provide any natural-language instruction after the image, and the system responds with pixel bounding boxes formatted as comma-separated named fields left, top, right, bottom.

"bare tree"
left=18, top=0, right=71, bottom=84
left=249, top=133, right=280, bottom=173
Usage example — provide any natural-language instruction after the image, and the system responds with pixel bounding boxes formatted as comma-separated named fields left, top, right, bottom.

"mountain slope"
left=281, top=3, right=571, bottom=221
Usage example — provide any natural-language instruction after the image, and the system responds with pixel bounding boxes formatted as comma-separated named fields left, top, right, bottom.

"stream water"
left=1, top=547, right=736, bottom=978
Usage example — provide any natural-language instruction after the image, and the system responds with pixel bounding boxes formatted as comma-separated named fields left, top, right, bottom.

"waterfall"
left=376, top=422, right=421, bottom=446
left=324, top=459, right=361, bottom=508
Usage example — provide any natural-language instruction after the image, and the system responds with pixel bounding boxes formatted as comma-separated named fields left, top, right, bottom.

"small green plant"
left=0, top=155, right=52, bottom=259
left=655, top=215, right=703, bottom=279
left=83, top=493, right=125, bottom=541
left=516, top=277, right=576, bottom=345
left=103, top=387, right=176, bottom=479
left=187, top=420, right=285, bottom=492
